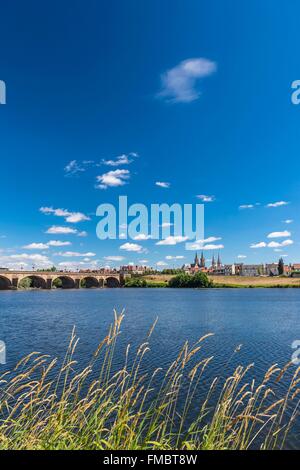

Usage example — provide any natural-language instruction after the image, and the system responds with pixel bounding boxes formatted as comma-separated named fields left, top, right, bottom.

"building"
left=239, top=264, right=263, bottom=277
left=120, top=265, right=153, bottom=275
left=283, top=264, right=292, bottom=276
left=184, top=253, right=208, bottom=274
left=210, top=252, right=223, bottom=274
left=264, top=263, right=279, bottom=276
left=224, top=264, right=236, bottom=276
left=189, top=252, right=206, bottom=273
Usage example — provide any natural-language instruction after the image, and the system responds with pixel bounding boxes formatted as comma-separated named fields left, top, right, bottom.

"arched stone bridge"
left=0, top=271, right=126, bottom=290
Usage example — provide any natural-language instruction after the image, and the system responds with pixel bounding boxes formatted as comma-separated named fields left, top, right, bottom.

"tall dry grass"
left=0, top=311, right=299, bottom=450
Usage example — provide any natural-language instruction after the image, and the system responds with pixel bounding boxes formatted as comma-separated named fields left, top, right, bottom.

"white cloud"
left=156, top=236, right=188, bottom=246
left=237, top=255, right=247, bottom=259
left=139, top=259, right=149, bottom=264
left=158, top=58, right=216, bottom=103
left=101, top=152, right=138, bottom=167
left=104, top=256, right=125, bottom=262
left=267, top=239, right=293, bottom=248
left=156, top=261, right=168, bottom=267
left=266, top=201, right=289, bottom=208
left=239, top=204, right=254, bottom=209
left=155, top=181, right=170, bottom=189
left=199, top=244, right=224, bottom=250
left=133, top=234, right=152, bottom=240
left=46, top=226, right=78, bottom=235
left=284, top=219, right=293, bottom=224
left=47, top=240, right=71, bottom=247
left=23, top=243, right=49, bottom=250
left=250, top=239, right=294, bottom=249
left=198, top=236, right=221, bottom=244
left=96, top=169, right=130, bottom=189
left=165, top=255, right=185, bottom=260
left=197, top=194, right=215, bottom=202
left=0, top=253, right=53, bottom=269
left=77, top=231, right=88, bottom=237
left=267, top=230, right=291, bottom=238
left=250, top=242, right=267, bottom=248
left=185, top=237, right=222, bottom=250
left=120, top=242, right=144, bottom=253
left=186, top=241, right=224, bottom=251
left=58, top=261, right=93, bottom=268
left=40, top=207, right=90, bottom=223
left=64, top=160, right=85, bottom=176
left=65, top=213, right=90, bottom=223
left=161, top=222, right=173, bottom=228
left=57, top=251, right=96, bottom=257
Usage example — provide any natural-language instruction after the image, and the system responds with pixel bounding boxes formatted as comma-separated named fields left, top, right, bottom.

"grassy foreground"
left=0, top=312, right=299, bottom=450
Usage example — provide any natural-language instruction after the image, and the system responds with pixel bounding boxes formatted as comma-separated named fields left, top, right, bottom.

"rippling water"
left=0, top=288, right=300, bottom=448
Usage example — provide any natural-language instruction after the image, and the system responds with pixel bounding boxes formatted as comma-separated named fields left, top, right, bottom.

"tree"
left=19, top=277, right=33, bottom=289
left=125, top=277, right=147, bottom=288
left=168, top=272, right=213, bottom=288
left=161, top=268, right=183, bottom=275
left=52, top=278, right=63, bottom=288
left=36, top=266, right=57, bottom=272
left=278, top=257, right=284, bottom=276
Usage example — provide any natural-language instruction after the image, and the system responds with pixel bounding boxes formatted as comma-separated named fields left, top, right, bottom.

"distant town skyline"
left=1, top=1, right=300, bottom=270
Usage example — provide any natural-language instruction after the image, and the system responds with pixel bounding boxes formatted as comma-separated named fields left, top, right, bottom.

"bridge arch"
left=0, top=275, right=12, bottom=290
left=52, top=276, right=76, bottom=289
left=18, top=275, right=47, bottom=289
left=105, top=276, right=120, bottom=288
left=80, top=276, right=100, bottom=288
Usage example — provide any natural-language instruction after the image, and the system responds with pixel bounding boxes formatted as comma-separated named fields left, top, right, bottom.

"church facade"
left=184, top=252, right=222, bottom=274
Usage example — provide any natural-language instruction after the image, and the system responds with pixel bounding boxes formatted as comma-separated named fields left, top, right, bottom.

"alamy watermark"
left=96, top=196, right=204, bottom=247
left=291, top=80, right=300, bottom=105
left=291, top=340, right=300, bottom=365
left=0, top=341, right=6, bottom=365
left=0, top=80, right=6, bottom=105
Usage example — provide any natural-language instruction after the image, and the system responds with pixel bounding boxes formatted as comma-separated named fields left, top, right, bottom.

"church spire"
left=194, top=252, right=199, bottom=266
left=212, top=254, right=216, bottom=268
left=217, top=252, right=222, bottom=268
left=200, top=251, right=205, bottom=268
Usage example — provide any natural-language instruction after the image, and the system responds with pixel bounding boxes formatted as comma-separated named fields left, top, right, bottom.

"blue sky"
left=1, top=0, right=300, bottom=270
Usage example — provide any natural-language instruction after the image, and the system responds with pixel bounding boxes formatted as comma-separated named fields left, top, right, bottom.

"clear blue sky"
left=1, top=0, right=300, bottom=270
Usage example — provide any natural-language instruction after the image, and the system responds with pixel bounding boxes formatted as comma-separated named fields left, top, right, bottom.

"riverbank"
left=143, top=274, right=300, bottom=288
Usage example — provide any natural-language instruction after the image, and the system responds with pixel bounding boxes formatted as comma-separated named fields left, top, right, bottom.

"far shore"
left=144, top=274, right=300, bottom=288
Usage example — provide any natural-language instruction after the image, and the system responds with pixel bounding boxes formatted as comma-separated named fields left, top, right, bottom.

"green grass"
left=124, top=278, right=167, bottom=288
left=0, top=312, right=298, bottom=450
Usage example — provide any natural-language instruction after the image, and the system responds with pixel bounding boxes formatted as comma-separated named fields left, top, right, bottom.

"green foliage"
left=124, top=277, right=148, bottom=287
left=18, top=277, right=33, bottom=289
left=161, top=268, right=183, bottom=275
left=145, top=280, right=167, bottom=288
left=36, top=266, right=57, bottom=272
left=278, top=257, right=284, bottom=276
left=168, top=272, right=213, bottom=288
left=52, top=278, right=63, bottom=288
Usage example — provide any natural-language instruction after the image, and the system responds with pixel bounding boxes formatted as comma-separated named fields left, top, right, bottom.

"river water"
left=0, top=288, right=299, bottom=448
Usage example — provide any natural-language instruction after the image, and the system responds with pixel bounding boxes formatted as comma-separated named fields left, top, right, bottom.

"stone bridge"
left=0, top=271, right=126, bottom=290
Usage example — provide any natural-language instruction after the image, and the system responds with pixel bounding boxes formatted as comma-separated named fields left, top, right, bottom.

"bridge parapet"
left=0, top=271, right=124, bottom=290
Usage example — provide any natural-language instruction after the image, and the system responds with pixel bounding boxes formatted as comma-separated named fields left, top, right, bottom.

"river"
left=0, top=288, right=300, bottom=448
